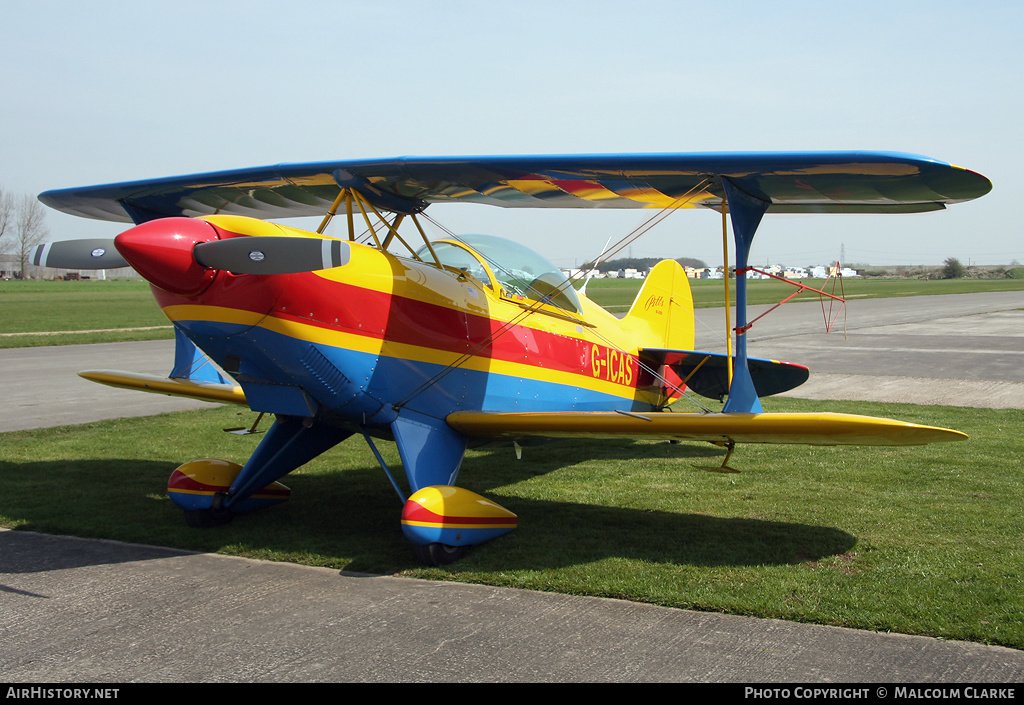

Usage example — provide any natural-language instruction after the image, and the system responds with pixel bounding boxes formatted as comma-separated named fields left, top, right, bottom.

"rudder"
left=622, top=260, right=695, bottom=350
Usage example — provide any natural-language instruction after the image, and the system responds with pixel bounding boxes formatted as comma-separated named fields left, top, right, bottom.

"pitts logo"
left=590, top=345, right=635, bottom=385
left=644, top=294, right=665, bottom=314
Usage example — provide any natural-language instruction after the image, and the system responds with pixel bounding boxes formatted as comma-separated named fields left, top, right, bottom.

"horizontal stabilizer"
left=640, top=348, right=809, bottom=399
left=447, top=410, right=967, bottom=446
left=79, top=370, right=248, bottom=406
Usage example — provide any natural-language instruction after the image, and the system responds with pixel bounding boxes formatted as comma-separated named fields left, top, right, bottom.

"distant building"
left=0, top=254, right=141, bottom=280
left=807, top=265, right=860, bottom=278
left=0, top=255, right=18, bottom=279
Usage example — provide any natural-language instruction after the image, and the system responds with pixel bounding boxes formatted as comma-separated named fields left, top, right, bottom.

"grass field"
left=1, top=399, right=1021, bottom=649
left=589, top=275, right=1024, bottom=312
left=0, top=280, right=171, bottom=348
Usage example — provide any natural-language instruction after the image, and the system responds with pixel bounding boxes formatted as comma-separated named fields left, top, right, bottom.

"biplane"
left=33, top=152, right=991, bottom=564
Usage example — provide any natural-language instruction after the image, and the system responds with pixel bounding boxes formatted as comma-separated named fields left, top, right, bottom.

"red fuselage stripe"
left=401, top=503, right=518, bottom=526
left=159, top=273, right=640, bottom=380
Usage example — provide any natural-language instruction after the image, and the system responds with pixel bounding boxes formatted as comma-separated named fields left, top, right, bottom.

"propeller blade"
left=193, top=237, right=350, bottom=275
left=31, top=239, right=128, bottom=269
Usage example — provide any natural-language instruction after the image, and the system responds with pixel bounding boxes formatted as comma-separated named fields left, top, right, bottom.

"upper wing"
left=38, top=152, right=991, bottom=223
left=446, top=410, right=967, bottom=446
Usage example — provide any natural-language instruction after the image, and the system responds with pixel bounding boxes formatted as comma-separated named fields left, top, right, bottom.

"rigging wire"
left=391, top=180, right=718, bottom=414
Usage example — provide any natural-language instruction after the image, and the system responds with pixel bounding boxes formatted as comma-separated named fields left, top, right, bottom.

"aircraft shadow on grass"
left=0, top=444, right=856, bottom=575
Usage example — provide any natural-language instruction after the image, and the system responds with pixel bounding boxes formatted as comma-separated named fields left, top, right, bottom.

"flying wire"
left=391, top=179, right=717, bottom=415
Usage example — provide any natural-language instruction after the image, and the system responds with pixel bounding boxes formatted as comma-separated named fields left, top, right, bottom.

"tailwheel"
left=414, top=543, right=468, bottom=566
left=696, top=440, right=740, bottom=473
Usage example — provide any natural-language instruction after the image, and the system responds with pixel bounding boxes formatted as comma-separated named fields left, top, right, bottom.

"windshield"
left=417, top=234, right=582, bottom=315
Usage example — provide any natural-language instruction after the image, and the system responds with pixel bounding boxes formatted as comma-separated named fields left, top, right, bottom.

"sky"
left=2, top=0, right=1020, bottom=269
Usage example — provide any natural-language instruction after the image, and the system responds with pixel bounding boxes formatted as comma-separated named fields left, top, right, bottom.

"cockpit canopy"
left=417, top=234, right=583, bottom=315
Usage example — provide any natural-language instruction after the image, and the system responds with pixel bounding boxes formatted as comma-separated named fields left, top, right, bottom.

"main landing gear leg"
left=167, top=417, right=352, bottom=525
left=387, top=412, right=518, bottom=565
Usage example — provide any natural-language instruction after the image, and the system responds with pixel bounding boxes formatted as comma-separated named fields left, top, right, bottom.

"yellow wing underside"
left=446, top=410, right=967, bottom=446
left=79, top=370, right=248, bottom=406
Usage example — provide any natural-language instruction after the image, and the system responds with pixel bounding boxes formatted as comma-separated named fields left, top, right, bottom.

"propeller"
left=32, top=218, right=354, bottom=298
left=192, top=236, right=350, bottom=275
left=31, top=239, right=128, bottom=269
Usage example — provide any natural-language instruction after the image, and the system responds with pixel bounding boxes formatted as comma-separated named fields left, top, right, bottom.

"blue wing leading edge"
left=39, top=152, right=991, bottom=223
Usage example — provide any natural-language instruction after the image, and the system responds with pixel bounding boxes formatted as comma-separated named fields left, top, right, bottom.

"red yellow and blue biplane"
left=33, top=152, right=991, bottom=564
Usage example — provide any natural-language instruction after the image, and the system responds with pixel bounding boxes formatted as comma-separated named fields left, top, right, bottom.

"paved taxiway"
left=2, top=290, right=1023, bottom=681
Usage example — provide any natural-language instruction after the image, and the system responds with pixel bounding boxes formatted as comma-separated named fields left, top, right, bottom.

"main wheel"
left=414, top=543, right=468, bottom=566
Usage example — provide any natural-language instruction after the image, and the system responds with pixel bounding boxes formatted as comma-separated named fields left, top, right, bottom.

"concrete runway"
left=2, top=291, right=1023, bottom=682
left=693, top=290, right=1024, bottom=410
left=0, top=340, right=221, bottom=433
left=3, top=529, right=1022, bottom=683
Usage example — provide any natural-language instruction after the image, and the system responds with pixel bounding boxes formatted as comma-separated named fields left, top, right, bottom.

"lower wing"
left=447, top=410, right=967, bottom=446
left=79, top=370, right=248, bottom=406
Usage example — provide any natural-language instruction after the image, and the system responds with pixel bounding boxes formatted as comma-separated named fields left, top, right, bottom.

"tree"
left=0, top=187, right=14, bottom=254
left=675, top=257, right=707, bottom=269
left=14, top=194, right=48, bottom=277
left=941, top=257, right=965, bottom=279
left=592, top=256, right=707, bottom=273
left=594, top=256, right=661, bottom=273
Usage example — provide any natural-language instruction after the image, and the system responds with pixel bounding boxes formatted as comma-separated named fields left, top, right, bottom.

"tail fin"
left=622, top=260, right=695, bottom=350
